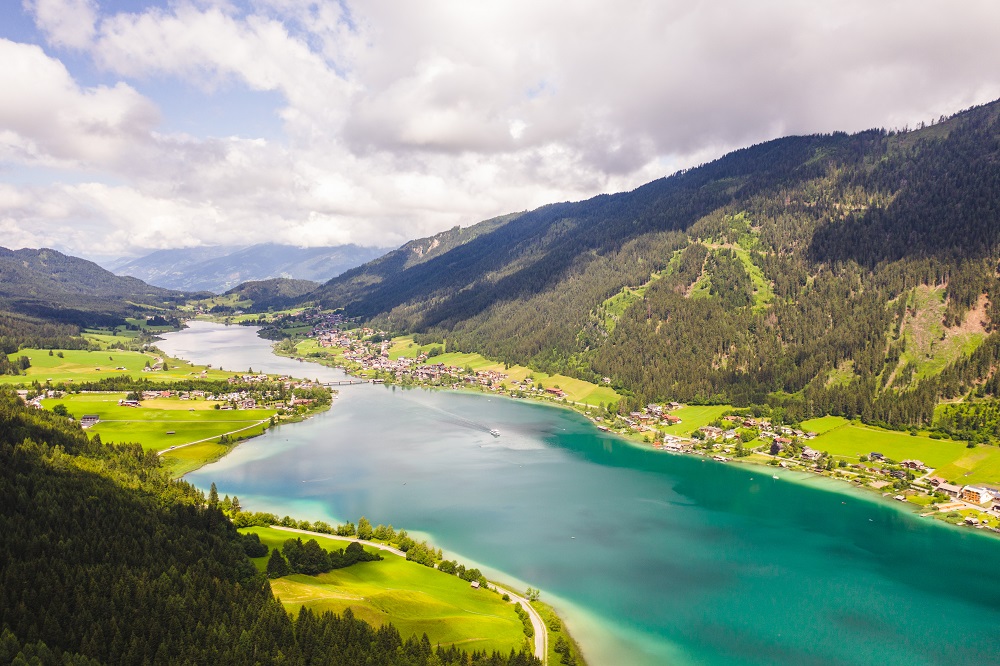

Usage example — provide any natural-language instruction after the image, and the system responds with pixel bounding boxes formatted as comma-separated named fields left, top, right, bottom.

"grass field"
left=243, top=527, right=527, bottom=655
left=659, top=404, right=732, bottom=436
left=799, top=415, right=851, bottom=435
left=934, top=446, right=1000, bottom=486
left=811, top=423, right=964, bottom=468
left=2, top=348, right=233, bottom=385
left=41, top=392, right=275, bottom=452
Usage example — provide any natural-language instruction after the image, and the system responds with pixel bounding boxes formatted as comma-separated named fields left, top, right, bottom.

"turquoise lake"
left=162, top=322, right=1000, bottom=665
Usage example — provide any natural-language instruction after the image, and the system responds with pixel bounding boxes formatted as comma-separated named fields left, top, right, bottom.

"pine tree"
left=266, top=548, right=290, bottom=579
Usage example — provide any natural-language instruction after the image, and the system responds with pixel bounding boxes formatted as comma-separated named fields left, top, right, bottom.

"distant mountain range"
left=0, top=246, right=186, bottom=325
left=111, top=243, right=390, bottom=293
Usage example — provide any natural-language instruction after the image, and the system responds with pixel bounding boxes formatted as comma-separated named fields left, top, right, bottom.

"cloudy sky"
left=2, top=0, right=1000, bottom=262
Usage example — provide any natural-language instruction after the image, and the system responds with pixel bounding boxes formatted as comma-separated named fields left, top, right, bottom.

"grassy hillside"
left=244, top=527, right=528, bottom=655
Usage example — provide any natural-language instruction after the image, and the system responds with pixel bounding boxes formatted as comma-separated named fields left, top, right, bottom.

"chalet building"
left=801, top=446, right=822, bottom=461
left=961, top=486, right=996, bottom=506
left=80, top=415, right=100, bottom=429
left=938, top=483, right=963, bottom=498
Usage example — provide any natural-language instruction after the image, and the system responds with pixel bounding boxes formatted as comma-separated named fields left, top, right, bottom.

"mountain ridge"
left=304, top=98, right=1000, bottom=426
left=0, top=246, right=189, bottom=325
left=115, top=243, right=389, bottom=293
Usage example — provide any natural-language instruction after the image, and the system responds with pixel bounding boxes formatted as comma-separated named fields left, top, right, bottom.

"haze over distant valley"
left=110, top=243, right=389, bottom=293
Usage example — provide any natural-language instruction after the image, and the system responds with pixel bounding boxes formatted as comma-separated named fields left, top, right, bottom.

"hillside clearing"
left=242, top=527, right=527, bottom=655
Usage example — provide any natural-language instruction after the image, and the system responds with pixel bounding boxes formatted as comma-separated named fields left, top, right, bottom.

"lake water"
left=162, top=322, right=1000, bottom=665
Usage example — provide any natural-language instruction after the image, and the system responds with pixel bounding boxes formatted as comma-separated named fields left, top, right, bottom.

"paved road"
left=269, top=525, right=547, bottom=662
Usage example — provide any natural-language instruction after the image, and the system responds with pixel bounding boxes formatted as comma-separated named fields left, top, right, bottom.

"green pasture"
left=799, top=415, right=851, bottom=435
left=1, top=348, right=233, bottom=385
left=242, top=527, right=527, bottom=655
left=41, top=392, right=275, bottom=452
left=160, top=441, right=237, bottom=476
left=935, top=446, right=1000, bottom=486
left=659, top=404, right=732, bottom=436
left=811, top=424, right=973, bottom=470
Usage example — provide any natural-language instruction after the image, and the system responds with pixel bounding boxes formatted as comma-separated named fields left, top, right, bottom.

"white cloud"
left=24, top=0, right=97, bottom=49
left=0, top=40, right=159, bottom=170
left=3, top=0, right=1000, bottom=261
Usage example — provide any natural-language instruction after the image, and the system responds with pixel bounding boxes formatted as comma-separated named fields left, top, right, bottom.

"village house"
left=938, top=483, right=963, bottom=498
left=961, top=486, right=996, bottom=506
left=900, top=459, right=927, bottom=472
left=80, top=414, right=100, bottom=429
left=801, top=446, right=822, bottom=461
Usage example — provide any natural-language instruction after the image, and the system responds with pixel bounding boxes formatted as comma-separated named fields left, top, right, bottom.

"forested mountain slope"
left=225, top=277, right=320, bottom=310
left=0, top=246, right=189, bottom=325
left=310, top=99, right=1000, bottom=426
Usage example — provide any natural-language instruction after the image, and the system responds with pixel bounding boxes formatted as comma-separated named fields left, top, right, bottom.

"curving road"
left=490, top=583, right=547, bottom=662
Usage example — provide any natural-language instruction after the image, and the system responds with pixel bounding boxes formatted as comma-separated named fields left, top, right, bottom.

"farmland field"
left=659, top=404, right=732, bottom=436
left=41, top=392, right=275, bottom=452
left=1, top=348, right=233, bottom=384
left=811, top=423, right=964, bottom=467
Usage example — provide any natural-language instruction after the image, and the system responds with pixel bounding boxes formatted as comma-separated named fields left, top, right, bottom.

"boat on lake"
left=490, top=429, right=500, bottom=437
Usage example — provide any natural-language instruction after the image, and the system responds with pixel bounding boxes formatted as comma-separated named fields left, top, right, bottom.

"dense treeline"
left=266, top=538, right=382, bottom=578
left=308, top=99, right=1000, bottom=428
left=0, top=389, right=539, bottom=665
left=0, top=312, right=89, bottom=354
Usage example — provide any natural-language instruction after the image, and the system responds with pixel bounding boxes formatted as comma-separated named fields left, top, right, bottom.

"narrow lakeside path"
left=490, top=583, right=548, bottom=663
left=155, top=419, right=269, bottom=456
left=271, top=524, right=406, bottom=556
left=270, top=525, right=548, bottom=662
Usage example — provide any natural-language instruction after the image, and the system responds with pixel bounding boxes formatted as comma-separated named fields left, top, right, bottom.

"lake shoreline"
left=267, top=332, right=1000, bottom=540
left=159, top=325, right=585, bottom=664
left=167, top=321, right=1000, bottom=666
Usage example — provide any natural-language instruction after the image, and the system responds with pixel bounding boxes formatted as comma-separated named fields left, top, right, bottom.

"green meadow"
left=40, top=393, right=276, bottom=474
left=809, top=422, right=963, bottom=467
left=242, top=527, right=527, bottom=655
left=2, top=348, right=233, bottom=385
left=659, top=404, right=732, bottom=436
left=802, top=419, right=1000, bottom=485
left=799, top=415, right=851, bottom=435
